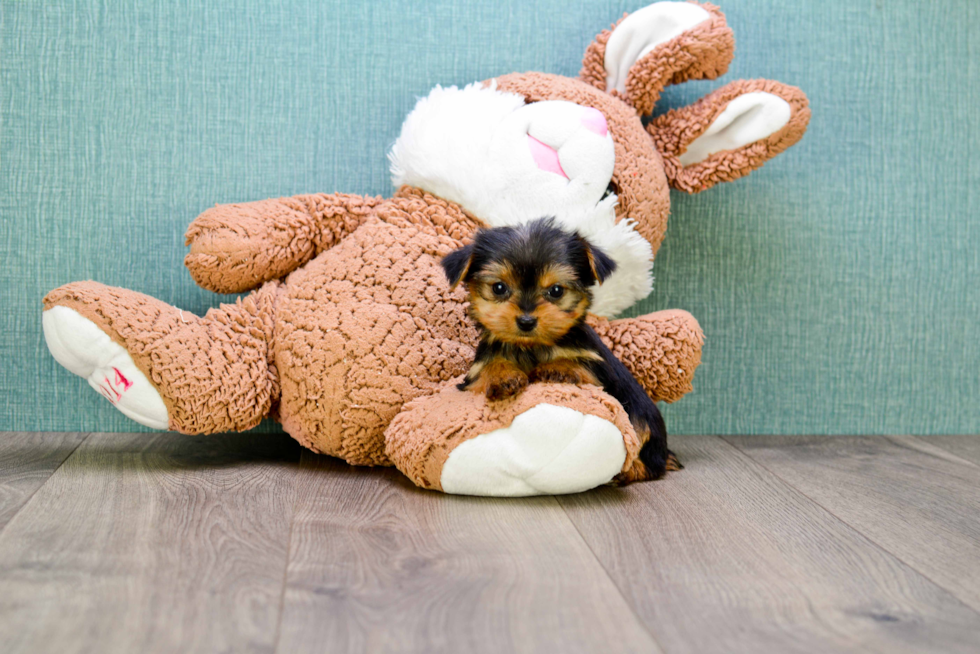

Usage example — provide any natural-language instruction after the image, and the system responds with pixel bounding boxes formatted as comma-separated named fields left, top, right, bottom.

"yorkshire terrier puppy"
left=441, top=217, right=680, bottom=483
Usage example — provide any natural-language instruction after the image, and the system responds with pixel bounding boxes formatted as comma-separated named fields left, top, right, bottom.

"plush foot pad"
left=43, top=306, right=169, bottom=429
left=439, top=403, right=627, bottom=497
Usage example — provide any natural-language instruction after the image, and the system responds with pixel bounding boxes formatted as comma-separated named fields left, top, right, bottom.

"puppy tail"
left=615, top=409, right=679, bottom=484
left=639, top=406, right=675, bottom=478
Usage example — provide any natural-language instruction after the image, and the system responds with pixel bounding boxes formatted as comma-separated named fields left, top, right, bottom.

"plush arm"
left=184, top=193, right=383, bottom=294
left=588, top=309, right=704, bottom=403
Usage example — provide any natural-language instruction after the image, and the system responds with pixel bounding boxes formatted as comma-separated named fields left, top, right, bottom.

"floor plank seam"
left=554, top=496, right=669, bottom=654
left=719, top=434, right=980, bottom=621
left=270, top=458, right=303, bottom=654
left=900, top=435, right=980, bottom=470
left=0, top=431, right=92, bottom=540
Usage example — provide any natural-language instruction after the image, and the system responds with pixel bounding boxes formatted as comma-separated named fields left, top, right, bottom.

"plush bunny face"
left=390, top=84, right=617, bottom=220
left=389, top=78, right=656, bottom=317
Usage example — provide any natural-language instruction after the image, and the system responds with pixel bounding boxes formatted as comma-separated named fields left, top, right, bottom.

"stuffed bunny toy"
left=42, top=1, right=808, bottom=496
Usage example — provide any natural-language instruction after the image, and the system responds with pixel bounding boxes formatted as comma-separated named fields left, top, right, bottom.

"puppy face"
left=442, top=217, right=616, bottom=346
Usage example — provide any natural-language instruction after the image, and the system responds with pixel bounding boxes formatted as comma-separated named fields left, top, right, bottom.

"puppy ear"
left=583, top=240, right=617, bottom=285
left=441, top=244, right=475, bottom=290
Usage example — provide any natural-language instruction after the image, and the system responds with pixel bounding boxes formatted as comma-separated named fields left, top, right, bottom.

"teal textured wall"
left=1, top=1, right=977, bottom=434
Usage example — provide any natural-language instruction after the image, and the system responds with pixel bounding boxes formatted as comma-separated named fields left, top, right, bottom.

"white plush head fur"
left=389, top=82, right=653, bottom=317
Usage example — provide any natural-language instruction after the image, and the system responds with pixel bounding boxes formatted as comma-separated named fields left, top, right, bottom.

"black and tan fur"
left=441, top=217, right=680, bottom=483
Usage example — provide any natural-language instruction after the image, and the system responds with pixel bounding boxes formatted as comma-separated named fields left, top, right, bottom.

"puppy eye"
left=491, top=282, right=508, bottom=297
left=600, top=181, right=616, bottom=201
left=547, top=285, right=565, bottom=299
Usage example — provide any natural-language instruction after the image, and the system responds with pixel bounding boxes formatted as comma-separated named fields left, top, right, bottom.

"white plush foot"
left=439, top=403, right=627, bottom=497
left=42, top=306, right=169, bottom=429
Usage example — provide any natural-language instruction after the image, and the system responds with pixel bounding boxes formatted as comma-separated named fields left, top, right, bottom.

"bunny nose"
left=581, top=108, right=608, bottom=136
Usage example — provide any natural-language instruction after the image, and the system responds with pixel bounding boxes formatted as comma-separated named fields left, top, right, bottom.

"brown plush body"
left=44, top=189, right=697, bottom=465
left=42, top=2, right=808, bottom=495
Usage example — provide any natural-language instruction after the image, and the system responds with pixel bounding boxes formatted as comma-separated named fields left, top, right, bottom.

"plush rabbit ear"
left=648, top=79, right=811, bottom=193
left=580, top=1, right=734, bottom=115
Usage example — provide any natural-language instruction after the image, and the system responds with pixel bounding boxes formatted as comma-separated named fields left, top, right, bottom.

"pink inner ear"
left=580, top=108, right=608, bottom=137
left=527, top=135, right=568, bottom=179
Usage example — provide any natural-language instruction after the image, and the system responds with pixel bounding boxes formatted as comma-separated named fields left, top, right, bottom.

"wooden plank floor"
left=0, top=432, right=978, bottom=653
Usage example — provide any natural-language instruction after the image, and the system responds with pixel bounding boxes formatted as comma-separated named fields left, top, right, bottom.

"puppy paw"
left=530, top=368, right=580, bottom=385
left=530, top=360, right=597, bottom=386
left=485, top=370, right=528, bottom=401
left=610, top=459, right=657, bottom=486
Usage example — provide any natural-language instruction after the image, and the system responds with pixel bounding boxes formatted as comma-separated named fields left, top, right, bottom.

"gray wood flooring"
left=0, top=432, right=978, bottom=653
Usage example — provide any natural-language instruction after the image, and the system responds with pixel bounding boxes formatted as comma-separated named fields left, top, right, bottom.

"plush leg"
left=43, top=281, right=280, bottom=434
left=589, top=309, right=704, bottom=403
left=385, top=379, right=642, bottom=496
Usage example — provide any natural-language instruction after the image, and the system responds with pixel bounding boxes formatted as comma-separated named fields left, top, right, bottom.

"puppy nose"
left=516, top=316, right=538, bottom=332
left=581, top=108, right=608, bottom=137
